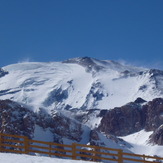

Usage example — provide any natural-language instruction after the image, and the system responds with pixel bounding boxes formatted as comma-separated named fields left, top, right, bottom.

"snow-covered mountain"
left=1, top=57, right=162, bottom=111
left=0, top=57, right=163, bottom=159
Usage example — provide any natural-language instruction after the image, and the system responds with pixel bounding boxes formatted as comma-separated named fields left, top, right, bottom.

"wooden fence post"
left=49, top=143, right=52, bottom=157
left=93, top=146, right=100, bottom=162
left=0, top=135, right=2, bottom=152
left=143, top=154, right=146, bottom=163
left=118, top=149, right=123, bottom=163
left=24, top=136, right=29, bottom=154
left=93, top=147, right=96, bottom=162
left=72, top=143, right=77, bottom=160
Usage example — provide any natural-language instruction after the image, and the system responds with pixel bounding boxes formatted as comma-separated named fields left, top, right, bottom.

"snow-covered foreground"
left=0, top=153, right=94, bottom=163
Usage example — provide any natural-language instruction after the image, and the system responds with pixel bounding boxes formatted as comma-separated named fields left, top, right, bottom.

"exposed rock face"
left=150, top=125, right=163, bottom=145
left=98, top=102, right=145, bottom=136
left=144, top=98, right=163, bottom=131
left=89, top=129, right=100, bottom=144
left=134, top=97, right=146, bottom=104
left=75, top=97, right=163, bottom=146
left=0, top=100, right=83, bottom=143
left=0, top=99, right=35, bottom=138
left=148, top=69, right=163, bottom=77
left=98, top=98, right=163, bottom=143
left=51, top=112, right=83, bottom=142
left=36, top=109, right=83, bottom=142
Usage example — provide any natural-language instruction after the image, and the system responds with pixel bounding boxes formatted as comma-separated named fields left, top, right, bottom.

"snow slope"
left=0, top=58, right=162, bottom=113
left=0, top=153, right=93, bottom=163
left=120, top=130, right=163, bottom=157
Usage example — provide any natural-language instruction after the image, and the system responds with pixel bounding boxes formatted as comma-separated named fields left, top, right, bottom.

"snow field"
left=0, top=153, right=95, bottom=163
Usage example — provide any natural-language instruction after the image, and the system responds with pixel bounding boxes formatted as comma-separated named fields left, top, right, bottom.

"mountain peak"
left=63, top=57, right=104, bottom=72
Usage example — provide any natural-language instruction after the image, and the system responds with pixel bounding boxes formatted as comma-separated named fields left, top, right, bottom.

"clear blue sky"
left=0, top=0, right=163, bottom=69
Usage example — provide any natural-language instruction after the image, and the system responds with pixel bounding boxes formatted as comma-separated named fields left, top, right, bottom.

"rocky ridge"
left=98, top=98, right=163, bottom=143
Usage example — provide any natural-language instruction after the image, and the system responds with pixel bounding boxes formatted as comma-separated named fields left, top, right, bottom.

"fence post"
left=143, top=154, right=146, bottom=163
left=72, top=143, right=77, bottom=160
left=0, top=135, right=2, bottom=152
left=49, top=143, right=52, bottom=157
left=118, top=149, right=123, bottom=163
left=93, top=146, right=100, bottom=162
left=24, top=136, right=29, bottom=154
left=93, top=147, right=96, bottom=162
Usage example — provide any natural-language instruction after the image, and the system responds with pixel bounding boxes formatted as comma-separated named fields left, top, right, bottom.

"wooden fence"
left=0, top=133, right=163, bottom=163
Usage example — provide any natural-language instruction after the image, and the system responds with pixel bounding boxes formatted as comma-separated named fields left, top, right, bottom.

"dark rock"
left=36, top=109, right=83, bottom=142
left=98, top=98, right=163, bottom=145
left=90, top=130, right=100, bottom=141
left=144, top=98, right=163, bottom=131
left=150, top=125, right=163, bottom=145
left=0, top=99, right=35, bottom=138
left=134, top=97, right=146, bottom=104
left=51, top=112, right=83, bottom=142
left=148, top=69, right=163, bottom=76
left=98, top=102, right=145, bottom=136
left=0, top=99, right=83, bottom=144
left=98, top=109, right=108, bottom=117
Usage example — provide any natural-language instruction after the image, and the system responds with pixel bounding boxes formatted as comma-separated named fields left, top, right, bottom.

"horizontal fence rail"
left=0, top=133, right=163, bottom=163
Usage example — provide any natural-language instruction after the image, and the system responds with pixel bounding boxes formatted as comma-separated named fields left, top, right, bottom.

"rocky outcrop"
left=51, top=112, right=83, bottom=142
left=0, top=99, right=35, bottom=138
left=134, top=97, right=146, bottom=104
left=98, top=102, right=145, bottom=136
left=144, top=98, right=163, bottom=131
left=149, top=125, right=163, bottom=145
left=98, top=98, right=163, bottom=145
left=0, top=100, right=83, bottom=143
left=36, top=109, right=83, bottom=142
left=148, top=69, right=163, bottom=77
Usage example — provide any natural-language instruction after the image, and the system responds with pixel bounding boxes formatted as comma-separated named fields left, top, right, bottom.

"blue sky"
left=0, top=0, right=163, bottom=69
